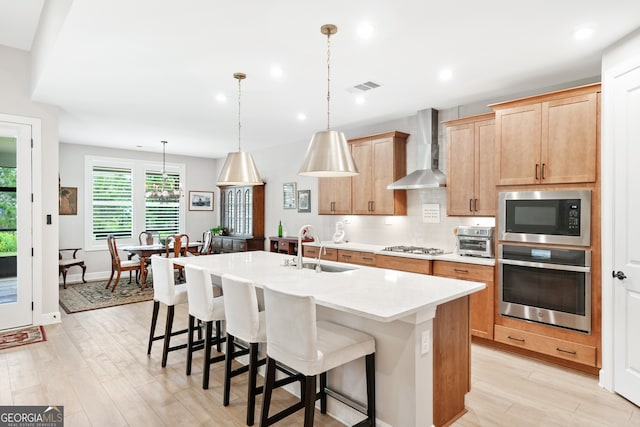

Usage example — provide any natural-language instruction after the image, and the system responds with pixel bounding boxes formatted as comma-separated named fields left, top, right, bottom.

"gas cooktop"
left=382, top=245, right=445, bottom=256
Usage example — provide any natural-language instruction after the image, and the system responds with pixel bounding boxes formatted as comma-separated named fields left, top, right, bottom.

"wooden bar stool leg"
left=260, top=357, right=277, bottom=426
left=366, top=353, right=376, bottom=426
left=320, top=372, right=327, bottom=414
left=215, top=320, right=222, bottom=352
left=203, top=320, right=213, bottom=389
left=147, top=301, right=160, bottom=354
left=223, top=334, right=235, bottom=406
left=161, top=305, right=175, bottom=367
left=303, top=375, right=316, bottom=427
left=186, top=315, right=195, bottom=376
left=247, top=342, right=259, bottom=426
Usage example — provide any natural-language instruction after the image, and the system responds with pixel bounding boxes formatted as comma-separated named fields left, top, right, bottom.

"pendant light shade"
left=217, top=72, right=264, bottom=186
left=299, top=24, right=359, bottom=177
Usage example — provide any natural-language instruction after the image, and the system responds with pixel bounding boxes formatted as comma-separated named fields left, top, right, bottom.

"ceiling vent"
left=347, top=81, right=381, bottom=93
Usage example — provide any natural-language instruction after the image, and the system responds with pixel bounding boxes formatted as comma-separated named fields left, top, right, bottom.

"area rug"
left=0, top=325, right=47, bottom=351
left=59, top=277, right=154, bottom=314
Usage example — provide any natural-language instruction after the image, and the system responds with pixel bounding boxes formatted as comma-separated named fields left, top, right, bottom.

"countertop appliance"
left=457, top=226, right=494, bottom=258
left=498, top=244, right=591, bottom=333
left=382, top=245, right=445, bottom=256
left=498, top=190, right=591, bottom=246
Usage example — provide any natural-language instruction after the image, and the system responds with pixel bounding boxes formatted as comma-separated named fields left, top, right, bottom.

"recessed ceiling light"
left=355, top=96, right=366, bottom=104
left=439, top=68, right=453, bottom=80
left=297, top=113, right=307, bottom=121
left=271, top=65, right=283, bottom=78
left=215, top=93, right=227, bottom=103
left=574, top=27, right=594, bottom=40
left=357, top=23, right=374, bottom=39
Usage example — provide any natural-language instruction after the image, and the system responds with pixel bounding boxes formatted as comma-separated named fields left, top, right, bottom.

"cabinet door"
left=474, top=119, right=496, bottom=216
left=495, top=104, right=541, bottom=185
left=447, top=124, right=476, bottom=216
left=318, top=178, right=335, bottom=214
left=333, top=176, right=352, bottom=214
left=351, top=140, right=373, bottom=214
left=372, top=137, right=396, bottom=215
left=541, top=93, right=597, bottom=184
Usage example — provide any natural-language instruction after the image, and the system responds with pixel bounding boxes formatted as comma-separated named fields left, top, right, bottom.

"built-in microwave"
left=498, top=190, right=591, bottom=246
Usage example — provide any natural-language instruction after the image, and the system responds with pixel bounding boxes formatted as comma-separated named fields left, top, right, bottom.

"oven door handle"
left=498, top=258, right=591, bottom=273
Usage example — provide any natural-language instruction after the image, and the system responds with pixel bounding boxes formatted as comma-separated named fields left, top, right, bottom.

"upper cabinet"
left=318, top=131, right=409, bottom=216
left=445, top=113, right=495, bottom=216
left=220, top=184, right=265, bottom=245
left=491, top=84, right=600, bottom=186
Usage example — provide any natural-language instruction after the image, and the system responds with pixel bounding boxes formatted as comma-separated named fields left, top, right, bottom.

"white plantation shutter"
left=144, top=170, right=180, bottom=235
left=92, top=166, right=133, bottom=239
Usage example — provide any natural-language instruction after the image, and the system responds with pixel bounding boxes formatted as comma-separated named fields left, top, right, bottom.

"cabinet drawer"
left=494, top=325, right=596, bottom=366
left=232, top=239, right=246, bottom=252
left=278, top=241, right=291, bottom=251
left=338, top=249, right=376, bottom=266
left=376, top=254, right=432, bottom=274
left=222, top=238, right=233, bottom=251
left=304, top=246, right=338, bottom=261
left=433, top=261, right=494, bottom=282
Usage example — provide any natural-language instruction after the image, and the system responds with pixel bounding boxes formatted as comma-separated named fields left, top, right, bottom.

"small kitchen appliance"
left=333, top=221, right=346, bottom=243
left=457, top=225, right=494, bottom=258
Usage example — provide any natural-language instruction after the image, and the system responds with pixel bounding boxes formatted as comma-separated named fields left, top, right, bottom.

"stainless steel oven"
left=498, top=244, right=591, bottom=333
left=498, top=190, right=591, bottom=246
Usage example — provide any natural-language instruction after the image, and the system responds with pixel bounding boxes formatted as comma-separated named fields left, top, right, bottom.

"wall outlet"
left=421, top=330, right=430, bottom=355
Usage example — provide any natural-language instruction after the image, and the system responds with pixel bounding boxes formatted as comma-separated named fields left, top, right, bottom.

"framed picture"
left=297, top=190, right=311, bottom=213
left=189, top=191, right=214, bottom=211
left=283, top=182, right=297, bottom=209
left=59, top=186, right=78, bottom=215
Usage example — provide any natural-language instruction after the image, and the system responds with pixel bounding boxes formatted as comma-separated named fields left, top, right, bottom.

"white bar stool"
left=147, top=255, right=189, bottom=367
left=184, top=264, right=226, bottom=389
left=260, top=286, right=376, bottom=427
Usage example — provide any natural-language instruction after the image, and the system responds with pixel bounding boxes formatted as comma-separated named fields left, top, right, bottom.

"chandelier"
left=145, top=140, right=183, bottom=200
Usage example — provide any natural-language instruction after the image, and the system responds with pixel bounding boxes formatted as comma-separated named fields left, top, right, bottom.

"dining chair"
left=139, top=230, right=156, bottom=245
left=165, top=233, right=191, bottom=281
left=200, top=230, right=213, bottom=255
left=184, top=264, right=226, bottom=389
left=260, top=285, right=377, bottom=427
left=105, top=235, right=144, bottom=292
left=58, top=248, right=86, bottom=289
left=148, top=255, right=189, bottom=367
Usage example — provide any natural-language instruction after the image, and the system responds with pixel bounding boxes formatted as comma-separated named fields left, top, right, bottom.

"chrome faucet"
left=314, top=242, right=325, bottom=273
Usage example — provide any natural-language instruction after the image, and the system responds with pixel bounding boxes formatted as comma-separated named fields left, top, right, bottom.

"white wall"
left=59, top=142, right=219, bottom=280
left=0, top=44, right=60, bottom=324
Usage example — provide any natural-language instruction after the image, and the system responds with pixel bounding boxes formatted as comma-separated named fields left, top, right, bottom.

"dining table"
left=121, top=241, right=202, bottom=288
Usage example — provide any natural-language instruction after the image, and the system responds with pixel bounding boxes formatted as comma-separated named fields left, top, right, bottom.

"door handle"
left=474, top=198, right=478, bottom=212
left=535, top=164, right=539, bottom=180
left=541, top=163, right=546, bottom=179
left=612, top=270, right=627, bottom=280
left=469, top=199, right=473, bottom=212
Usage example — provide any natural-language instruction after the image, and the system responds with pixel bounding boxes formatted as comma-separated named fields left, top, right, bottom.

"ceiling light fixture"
left=574, top=27, right=594, bottom=40
left=145, top=140, right=183, bottom=201
left=217, top=72, right=264, bottom=186
left=299, top=24, right=359, bottom=177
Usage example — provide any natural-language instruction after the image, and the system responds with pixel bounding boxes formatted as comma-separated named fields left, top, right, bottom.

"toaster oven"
left=457, top=226, right=494, bottom=258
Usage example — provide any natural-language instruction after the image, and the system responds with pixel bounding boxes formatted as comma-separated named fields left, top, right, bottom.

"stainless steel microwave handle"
left=498, top=258, right=590, bottom=273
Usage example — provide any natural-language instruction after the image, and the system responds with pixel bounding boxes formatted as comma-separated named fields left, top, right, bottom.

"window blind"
left=144, top=171, right=180, bottom=235
left=92, top=166, right=133, bottom=239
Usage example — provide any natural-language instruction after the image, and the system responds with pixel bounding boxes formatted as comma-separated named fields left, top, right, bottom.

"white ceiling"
left=2, top=0, right=640, bottom=159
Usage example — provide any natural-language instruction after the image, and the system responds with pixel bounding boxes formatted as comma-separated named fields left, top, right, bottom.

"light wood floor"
left=1, top=300, right=639, bottom=427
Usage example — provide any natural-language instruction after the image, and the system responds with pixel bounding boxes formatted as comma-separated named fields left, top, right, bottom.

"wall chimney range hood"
left=387, top=108, right=446, bottom=189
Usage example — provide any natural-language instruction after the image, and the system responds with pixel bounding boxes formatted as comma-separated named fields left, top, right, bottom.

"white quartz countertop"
left=172, top=251, right=484, bottom=323
left=303, top=241, right=495, bottom=266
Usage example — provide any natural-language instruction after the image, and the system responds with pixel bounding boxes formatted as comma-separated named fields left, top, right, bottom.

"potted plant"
left=210, top=226, right=225, bottom=236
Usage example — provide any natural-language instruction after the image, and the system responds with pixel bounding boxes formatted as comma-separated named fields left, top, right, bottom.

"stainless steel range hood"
left=387, top=108, right=446, bottom=189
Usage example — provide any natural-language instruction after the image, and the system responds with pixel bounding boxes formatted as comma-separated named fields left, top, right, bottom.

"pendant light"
left=145, top=140, right=183, bottom=200
left=299, top=24, right=359, bottom=177
left=217, top=72, right=264, bottom=186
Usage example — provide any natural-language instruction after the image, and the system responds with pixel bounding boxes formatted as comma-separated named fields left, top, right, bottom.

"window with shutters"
left=84, top=156, right=185, bottom=250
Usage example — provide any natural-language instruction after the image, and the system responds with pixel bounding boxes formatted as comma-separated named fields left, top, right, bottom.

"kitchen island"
left=173, top=250, right=484, bottom=427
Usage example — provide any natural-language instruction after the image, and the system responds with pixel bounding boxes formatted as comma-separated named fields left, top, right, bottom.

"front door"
left=0, top=121, right=32, bottom=330
left=611, top=60, right=640, bottom=406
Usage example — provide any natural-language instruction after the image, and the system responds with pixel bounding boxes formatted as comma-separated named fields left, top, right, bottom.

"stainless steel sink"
left=302, top=262, right=356, bottom=273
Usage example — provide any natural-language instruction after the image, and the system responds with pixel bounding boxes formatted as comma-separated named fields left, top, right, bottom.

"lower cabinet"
left=376, top=254, right=432, bottom=274
left=302, top=245, right=338, bottom=261
left=494, top=325, right=597, bottom=366
left=433, top=261, right=494, bottom=340
left=213, top=236, right=264, bottom=253
left=337, top=249, right=376, bottom=266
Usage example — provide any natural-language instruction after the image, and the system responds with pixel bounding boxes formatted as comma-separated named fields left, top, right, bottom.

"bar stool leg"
left=247, top=342, right=259, bottom=426
left=303, top=375, right=316, bottom=427
left=216, top=320, right=222, bottom=352
left=161, top=305, right=175, bottom=367
left=147, top=300, right=160, bottom=354
left=366, top=353, right=376, bottom=426
left=186, top=315, right=195, bottom=376
left=320, top=372, right=327, bottom=414
left=223, top=334, right=235, bottom=406
left=259, top=357, right=277, bottom=427
left=203, top=320, right=213, bottom=389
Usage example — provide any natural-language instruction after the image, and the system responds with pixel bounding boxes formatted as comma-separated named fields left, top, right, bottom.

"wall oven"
left=498, top=190, right=591, bottom=246
left=498, top=244, right=591, bottom=333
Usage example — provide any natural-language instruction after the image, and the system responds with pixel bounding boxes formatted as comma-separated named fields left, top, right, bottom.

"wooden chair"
left=59, top=248, right=86, bottom=289
left=164, top=234, right=190, bottom=281
left=139, top=230, right=157, bottom=245
left=200, top=230, right=213, bottom=255
left=106, top=235, right=144, bottom=292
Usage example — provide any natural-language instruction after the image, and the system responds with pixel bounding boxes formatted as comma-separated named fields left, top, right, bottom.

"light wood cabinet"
left=444, top=114, right=496, bottom=216
left=302, top=245, right=338, bottom=261
left=492, top=84, right=600, bottom=186
left=375, top=254, right=432, bottom=274
left=337, top=249, right=376, bottom=266
left=318, top=176, right=352, bottom=214
left=433, top=260, right=494, bottom=340
left=494, top=325, right=597, bottom=366
left=350, top=131, right=408, bottom=215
